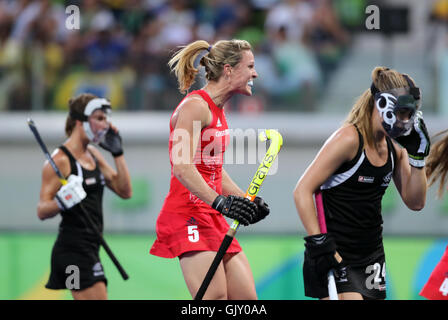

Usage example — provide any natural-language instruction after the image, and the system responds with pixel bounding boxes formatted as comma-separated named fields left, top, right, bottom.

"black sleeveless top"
left=57, top=145, right=105, bottom=242
left=320, top=127, right=397, bottom=262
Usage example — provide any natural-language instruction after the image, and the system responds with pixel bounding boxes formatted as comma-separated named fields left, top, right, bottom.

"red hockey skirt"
left=150, top=211, right=242, bottom=259
left=420, top=245, right=448, bottom=300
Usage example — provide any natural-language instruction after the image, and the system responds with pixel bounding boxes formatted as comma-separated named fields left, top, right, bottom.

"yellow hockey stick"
left=195, top=129, right=283, bottom=300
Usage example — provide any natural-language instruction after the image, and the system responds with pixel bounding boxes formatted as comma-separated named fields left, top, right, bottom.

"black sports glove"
left=99, top=127, right=123, bottom=157
left=304, top=233, right=342, bottom=282
left=211, top=195, right=257, bottom=226
left=252, top=196, right=270, bottom=224
left=394, top=111, right=430, bottom=168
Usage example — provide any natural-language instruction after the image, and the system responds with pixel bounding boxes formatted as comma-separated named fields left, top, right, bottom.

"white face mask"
left=82, top=98, right=111, bottom=143
left=83, top=120, right=109, bottom=144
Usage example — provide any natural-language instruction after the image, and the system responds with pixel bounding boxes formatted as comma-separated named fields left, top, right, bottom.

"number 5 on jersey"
left=188, top=225, right=199, bottom=243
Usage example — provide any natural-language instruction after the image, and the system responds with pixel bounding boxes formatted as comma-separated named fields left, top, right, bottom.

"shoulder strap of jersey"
left=334, top=125, right=364, bottom=174
left=170, top=90, right=219, bottom=132
left=385, top=136, right=397, bottom=172
left=58, top=145, right=77, bottom=176
left=194, top=90, right=219, bottom=129
left=86, top=147, right=100, bottom=167
left=58, top=145, right=85, bottom=178
left=169, top=90, right=219, bottom=131
left=353, top=124, right=364, bottom=152
left=193, top=90, right=218, bottom=111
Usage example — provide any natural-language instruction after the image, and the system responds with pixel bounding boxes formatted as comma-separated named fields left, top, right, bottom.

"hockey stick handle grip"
left=229, top=130, right=283, bottom=232
left=194, top=130, right=283, bottom=300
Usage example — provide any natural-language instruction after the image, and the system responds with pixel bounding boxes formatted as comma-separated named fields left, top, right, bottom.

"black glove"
left=211, top=195, right=257, bottom=226
left=99, top=127, right=123, bottom=157
left=304, top=233, right=341, bottom=283
left=252, top=196, right=270, bottom=224
left=394, top=112, right=430, bottom=168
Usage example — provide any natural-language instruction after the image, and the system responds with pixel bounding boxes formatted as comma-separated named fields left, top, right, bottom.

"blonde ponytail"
left=168, top=39, right=252, bottom=94
left=168, top=40, right=210, bottom=94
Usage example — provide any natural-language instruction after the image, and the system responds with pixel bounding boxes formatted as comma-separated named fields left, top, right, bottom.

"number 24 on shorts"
left=188, top=225, right=199, bottom=243
left=365, top=262, right=386, bottom=290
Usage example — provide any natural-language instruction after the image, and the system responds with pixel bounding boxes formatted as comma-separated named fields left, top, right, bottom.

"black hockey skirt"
left=303, top=247, right=387, bottom=300
left=45, top=232, right=107, bottom=291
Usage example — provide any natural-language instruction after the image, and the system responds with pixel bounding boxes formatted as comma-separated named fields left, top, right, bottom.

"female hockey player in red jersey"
left=150, top=39, right=270, bottom=300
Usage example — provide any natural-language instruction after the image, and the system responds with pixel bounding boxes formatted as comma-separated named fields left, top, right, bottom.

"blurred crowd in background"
left=6, top=0, right=448, bottom=113
left=0, top=0, right=368, bottom=112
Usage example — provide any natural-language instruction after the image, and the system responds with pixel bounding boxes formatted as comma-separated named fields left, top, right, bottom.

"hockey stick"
left=194, top=129, right=283, bottom=300
left=314, top=190, right=338, bottom=300
left=27, top=118, right=129, bottom=280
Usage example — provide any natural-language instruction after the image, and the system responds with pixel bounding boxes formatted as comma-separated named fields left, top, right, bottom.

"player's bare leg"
left=71, top=281, right=107, bottom=300
left=223, top=251, right=257, bottom=300
left=180, top=251, right=228, bottom=300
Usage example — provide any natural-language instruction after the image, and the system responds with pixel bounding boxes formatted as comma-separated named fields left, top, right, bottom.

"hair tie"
left=207, top=45, right=212, bottom=52
left=370, top=82, right=380, bottom=96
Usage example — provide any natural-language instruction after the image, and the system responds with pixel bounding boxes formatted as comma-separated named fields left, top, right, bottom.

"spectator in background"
left=118, top=0, right=150, bottom=36
left=271, top=25, right=320, bottom=109
left=55, top=9, right=134, bottom=110
left=0, top=0, right=353, bottom=111
left=77, top=0, right=102, bottom=32
left=27, top=7, right=64, bottom=109
left=9, top=0, right=67, bottom=43
left=259, top=0, right=321, bottom=110
left=302, top=0, right=350, bottom=87
left=151, top=0, right=196, bottom=51
left=128, top=14, right=173, bottom=109
left=63, top=0, right=105, bottom=68
left=0, top=1, right=17, bottom=110
left=0, top=5, right=12, bottom=48
left=1, top=0, right=66, bottom=110
left=0, top=0, right=28, bottom=20
left=131, top=0, right=198, bottom=109
left=425, top=0, right=448, bottom=112
left=425, top=0, right=448, bottom=60
left=264, top=0, right=314, bottom=43
left=9, top=0, right=46, bottom=43
left=198, top=0, right=252, bottom=41
left=84, top=10, right=128, bottom=72
left=259, top=3, right=322, bottom=110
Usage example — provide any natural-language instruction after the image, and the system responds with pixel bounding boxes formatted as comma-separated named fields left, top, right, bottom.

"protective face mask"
left=81, top=98, right=111, bottom=144
left=83, top=121, right=109, bottom=144
left=374, top=87, right=421, bottom=138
